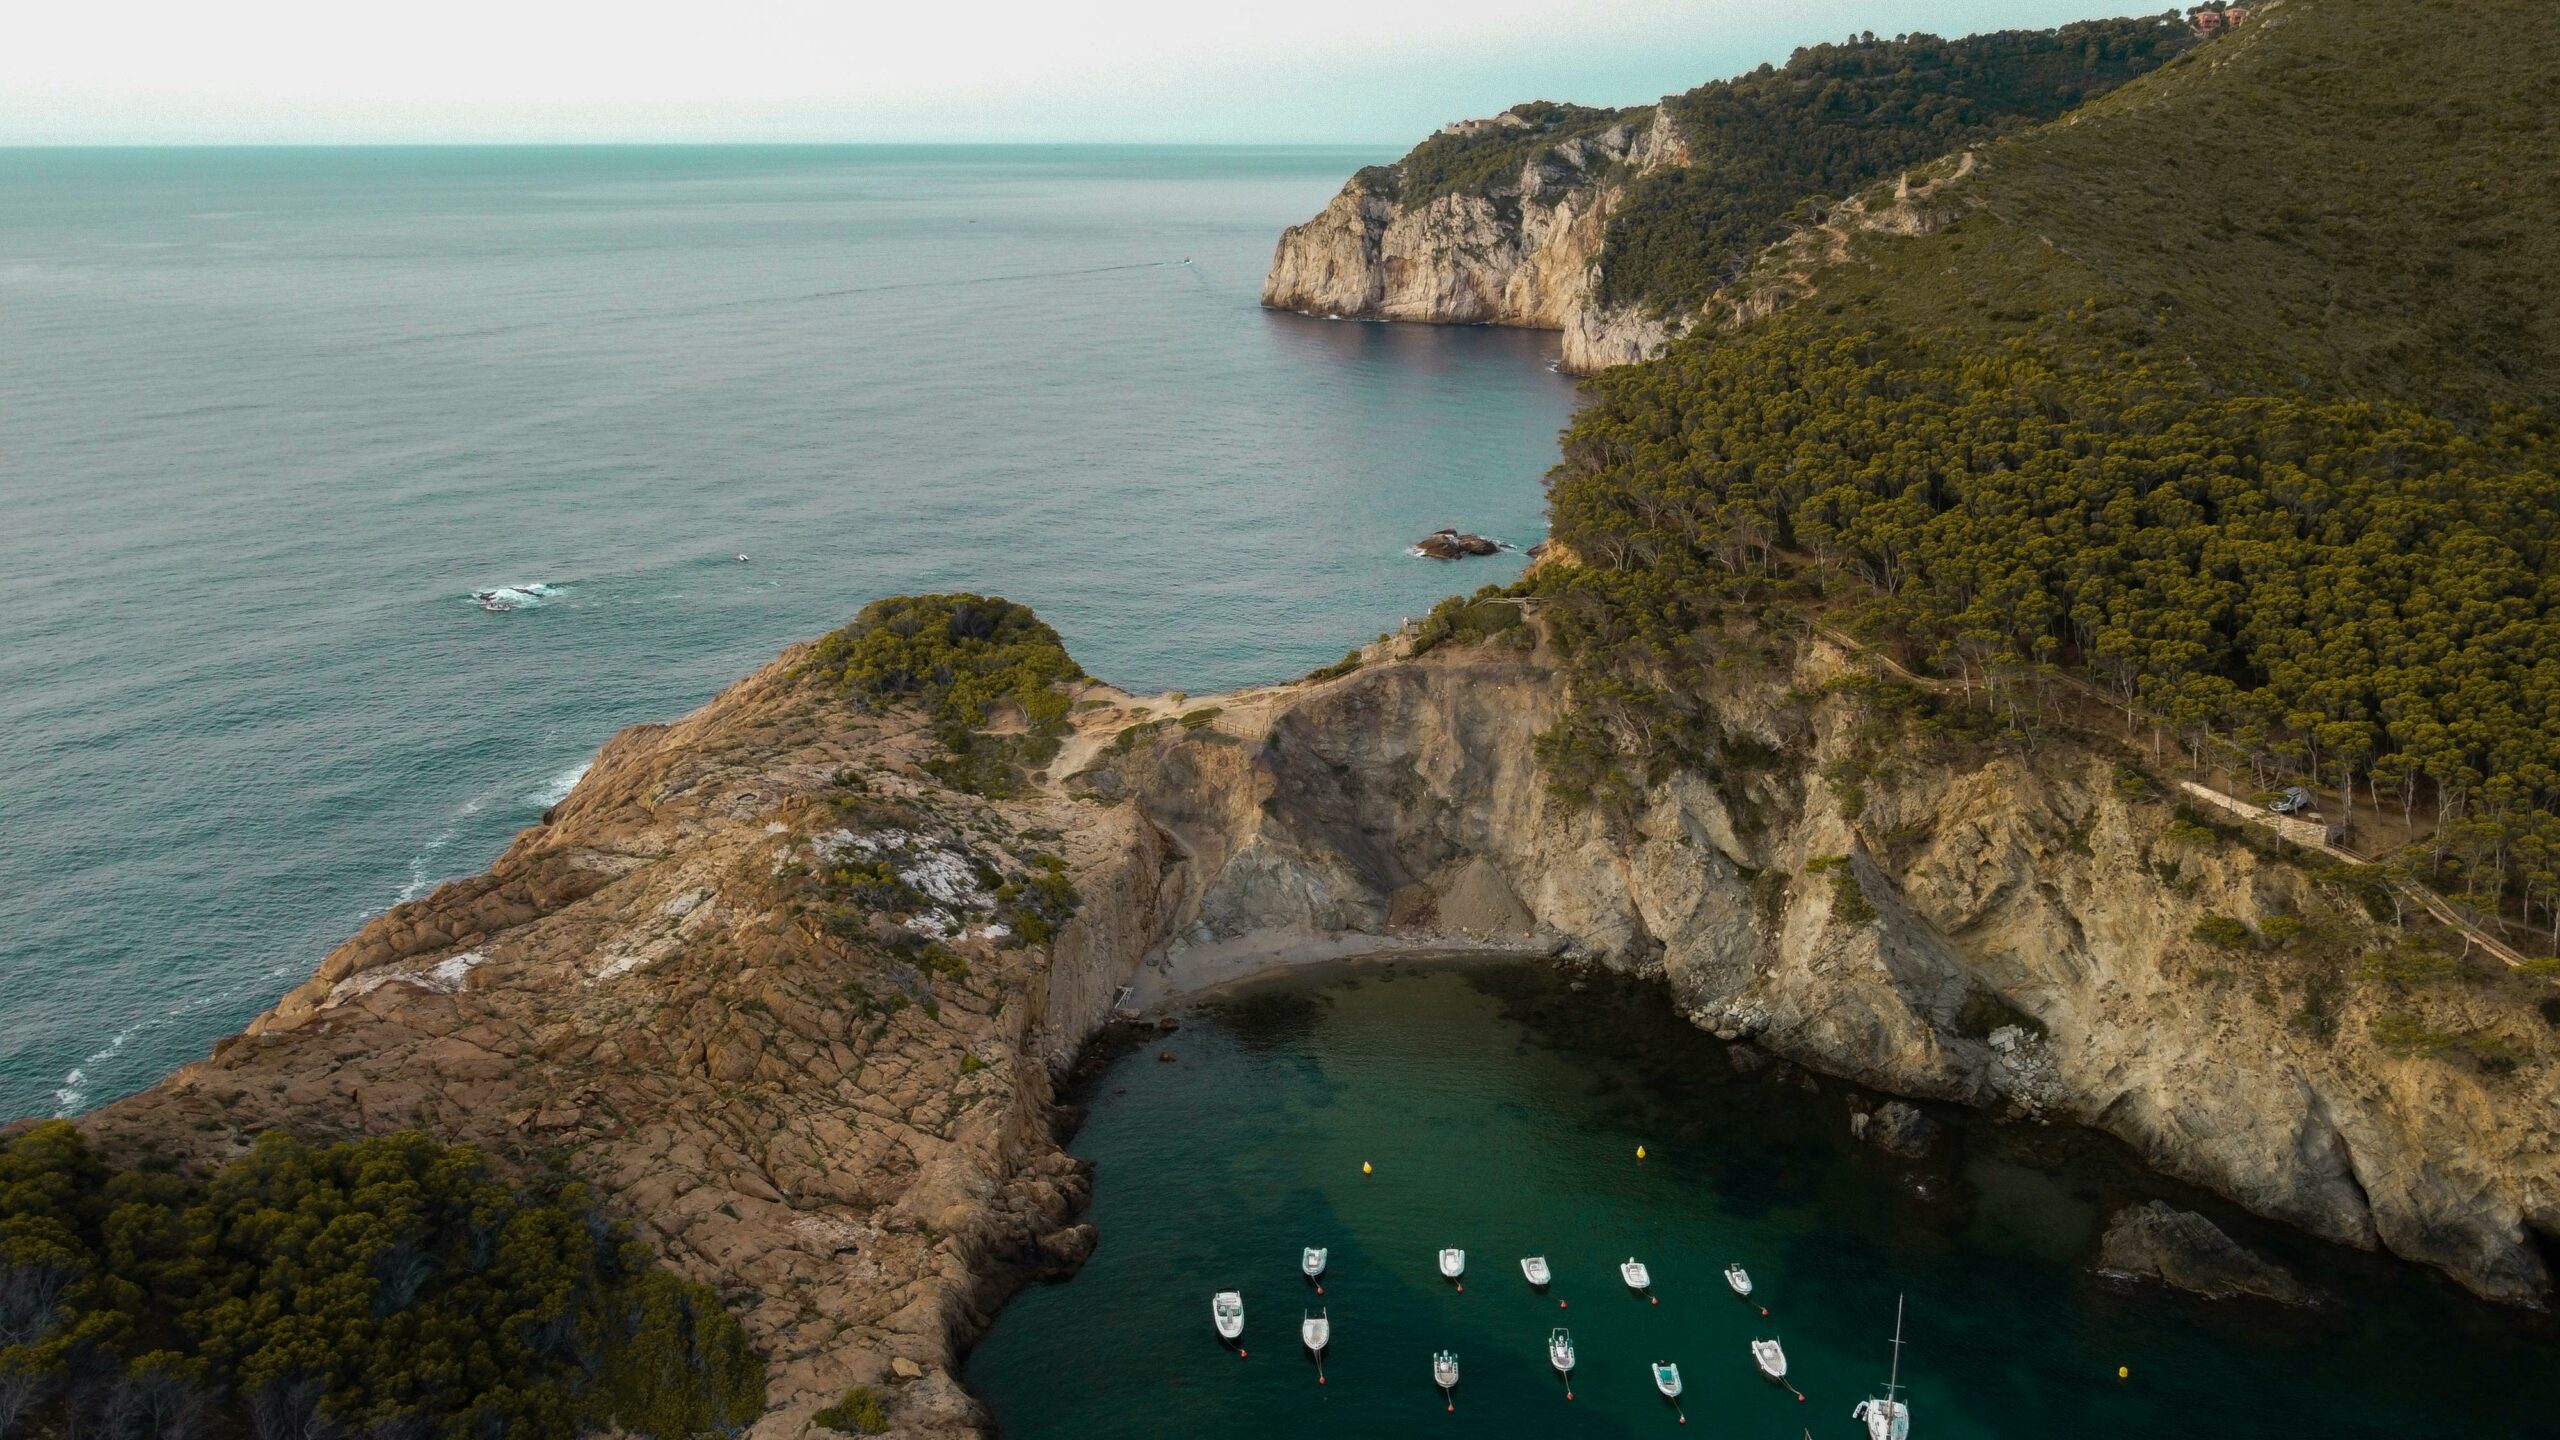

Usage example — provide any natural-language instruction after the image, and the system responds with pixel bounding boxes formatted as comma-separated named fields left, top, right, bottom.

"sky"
left=3, top=1, right=2160, bottom=146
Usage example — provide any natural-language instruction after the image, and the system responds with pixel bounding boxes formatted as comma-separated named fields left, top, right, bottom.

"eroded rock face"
left=1260, top=109, right=1690, bottom=367
left=1264, top=126, right=1980, bottom=374
left=85, top=651, right=1174, bottom=1440
left=2098, top=1201, right=2318, bottom=1305
left=80, top=612, right=2560, bottom=1438
left=1096, top=638, right=2560, bottom=1308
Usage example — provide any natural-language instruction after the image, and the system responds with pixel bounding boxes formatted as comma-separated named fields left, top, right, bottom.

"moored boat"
left=1652, top=1361, right=1683, bottom=1398
left=1853, top=1295, right=1913, bottom=1440
left=1752, top=1337, right=1788, bottom=1381
left=1621, top=1257, right=1652, bottom=1291
left=1725, top=1262, right=1753, bottom=1297
left=1304, top=1247, right=1328, bottom=1279
left=1549, top=1328, right=1575, bottom=1375
left=1212, top=1290, right=1244, bottom=1343
left=1521, top=1254, right=1552, bottom=1287
left=1434, top=1349, right=1460, bottom=1409
left=1439, top=1247, right=1466, bottom=1279
left=1302, top=1309, right=1330, bottom=1353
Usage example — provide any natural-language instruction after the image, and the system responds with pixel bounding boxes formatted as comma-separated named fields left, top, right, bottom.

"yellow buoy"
left=1362, top=1161, right=1373, bottom=1176
left=2117, top=1366, right=2129, bottom=1380
left=1636, top=1145, right=1647, bottom=1161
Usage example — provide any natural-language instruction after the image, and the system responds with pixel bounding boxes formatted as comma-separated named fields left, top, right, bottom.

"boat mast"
left=1883, top=1293, right=1905, bottom=1412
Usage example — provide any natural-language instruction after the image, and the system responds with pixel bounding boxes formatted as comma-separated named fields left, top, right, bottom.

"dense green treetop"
left=1599, top=17, right=2194, bottom=313
left=1376, top=101, right=1637, bottom=209
left=805, top=594, right=1083, bottom=797
left=1512, top=0, right=2560, bottom=940
left=0, top=1123, right=763, bottom=1439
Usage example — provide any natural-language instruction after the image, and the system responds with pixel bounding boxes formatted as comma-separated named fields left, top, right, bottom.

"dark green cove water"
left=967, top=962, right=2560, bottom=1439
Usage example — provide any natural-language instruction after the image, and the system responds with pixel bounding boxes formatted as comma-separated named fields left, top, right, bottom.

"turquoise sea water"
left=0, top=147, right=1578, bottom=1118
left=967, top=963, right=2560, bottom=1439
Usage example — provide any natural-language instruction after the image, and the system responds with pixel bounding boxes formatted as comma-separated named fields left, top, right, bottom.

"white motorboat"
left=1854, top=1295, right=1913, bottom=1440
left=1434, top=1349, right=1460, bottom=1409
left=1521, top=1255, right=1552, bottom=1287
left=1211, top=1290, right=1244, bottom=1342
left=1303, top=1247, right=1328, bottom=1280
left=1439, top=1248, right=1466, bottom=1281
left=1621, top=1257, right=1652, bottom=1291
left=1302, top=1309, right=1330, bottom=1353
left=1752, top=1337, right=1788, bottom=1381
left=1652, top=1361, right=1683, bottom=1399
left=1725, top=1263, right=1753, bottom=1297
left=1548, top=1328, right=1575, bottom=1375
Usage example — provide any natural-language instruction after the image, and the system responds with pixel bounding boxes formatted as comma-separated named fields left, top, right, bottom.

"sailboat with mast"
left=1852, top=1295, right=1912, bottom=1440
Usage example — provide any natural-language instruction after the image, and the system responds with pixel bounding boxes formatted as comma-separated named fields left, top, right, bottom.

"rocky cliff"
left=1260, top=107, right=1691, bottom=372
left=85, top=609, right=2560, bottom=1437
left=1082, top=632, right=2559, bottom=1310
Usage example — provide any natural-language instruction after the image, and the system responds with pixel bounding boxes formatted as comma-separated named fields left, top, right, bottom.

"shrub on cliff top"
left=811, top=594, right=1084, bottom=796
left=813, top=1385, right=890, bottom=1434
left=0, top=1123, right=765, bottom=1440
left=810, top=594, right=1080, bottom=734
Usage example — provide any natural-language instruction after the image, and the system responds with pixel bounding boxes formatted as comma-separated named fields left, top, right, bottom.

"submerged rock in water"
left=1855, top=1100, right=1945, bottom=1158
left=2097, top=1201, right=2318, bottom=1305
left=1414, top=528, right=1506, bottom=559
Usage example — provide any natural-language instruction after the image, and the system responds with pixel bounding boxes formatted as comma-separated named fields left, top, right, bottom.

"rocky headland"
left=82, top=597, right=2559, bottom=1436
left=1260, top=106, right=1692, bottom=372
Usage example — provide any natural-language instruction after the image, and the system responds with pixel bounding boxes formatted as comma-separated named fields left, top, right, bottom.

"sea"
left=967, top=961, right=2560, bottom=1439
left=0, top=146, right=1578, bottom=1119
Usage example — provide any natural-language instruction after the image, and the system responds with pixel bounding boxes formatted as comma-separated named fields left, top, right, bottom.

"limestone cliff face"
left=1260, top=108, right=1689, bottom=367
left=1087, top=637, right=2560, bottom=1309
left=1265, top=112, right=1984, bottom=373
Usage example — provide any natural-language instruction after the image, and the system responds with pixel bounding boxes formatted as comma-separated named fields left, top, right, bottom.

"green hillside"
left=1600, top=19, right=2195, bottom=312
left=1521, top=0, right=2560, bottom=945
left=1361, top=19, right=2190, bottom=286
left=0, top=1124, right=764, bottom=1439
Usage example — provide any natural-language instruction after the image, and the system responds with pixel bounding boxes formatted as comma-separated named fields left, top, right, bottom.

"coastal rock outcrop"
left=81, top=600, right=2560, bottom=1436
left=85, top=651, right=1176, bottom=1440
left=1414, top=529, right=1506, bottom=559
left=1853, top=1100, right=1945, bottom=1159
left=1261, top=107, right=1690, bottom=369
left=1087, top=634, right=2559, bottom=1309
left=2097, top=1201, right=2319, bottom=1305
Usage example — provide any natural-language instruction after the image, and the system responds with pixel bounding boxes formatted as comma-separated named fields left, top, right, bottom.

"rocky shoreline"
left=73, top=607, right=2560, bottom=1436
